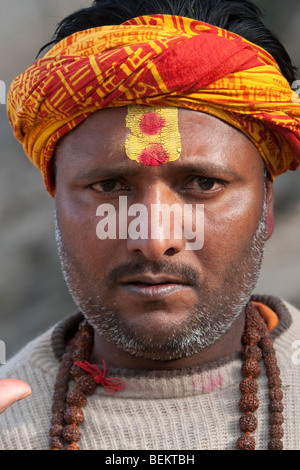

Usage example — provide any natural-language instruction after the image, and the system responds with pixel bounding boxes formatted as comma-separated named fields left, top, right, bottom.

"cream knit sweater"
left=0, top=295, right=299, bottom=450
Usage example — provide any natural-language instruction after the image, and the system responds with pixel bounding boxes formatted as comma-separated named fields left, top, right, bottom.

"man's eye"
left=91, top=179, right=123, bottom=192
left=186, top=177, right=224, bottom=192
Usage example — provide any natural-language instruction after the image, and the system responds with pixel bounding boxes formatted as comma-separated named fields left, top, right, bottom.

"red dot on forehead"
left=139, top=143, right=169, bottom=166
left=139, top=112, right=166, bottom=135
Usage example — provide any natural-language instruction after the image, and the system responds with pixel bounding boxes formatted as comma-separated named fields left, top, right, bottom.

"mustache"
left=107, top=259, right=201, bottom=287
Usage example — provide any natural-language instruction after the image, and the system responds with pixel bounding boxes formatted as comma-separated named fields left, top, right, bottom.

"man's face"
left=55, top=107, right=273, bottom=364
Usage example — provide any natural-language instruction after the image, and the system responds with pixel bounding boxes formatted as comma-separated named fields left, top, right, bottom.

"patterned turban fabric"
left=7, top=14, right=300, bottom=196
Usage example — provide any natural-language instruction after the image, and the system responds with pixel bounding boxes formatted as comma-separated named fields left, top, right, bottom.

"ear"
left=265, top=178, right=274, bottom=240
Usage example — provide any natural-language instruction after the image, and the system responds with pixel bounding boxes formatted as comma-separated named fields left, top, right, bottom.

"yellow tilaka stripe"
left=125, top=105, right=181, bottom=165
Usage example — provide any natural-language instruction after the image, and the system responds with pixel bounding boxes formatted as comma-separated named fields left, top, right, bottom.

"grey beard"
left=54, top=198, right=266, bottom=361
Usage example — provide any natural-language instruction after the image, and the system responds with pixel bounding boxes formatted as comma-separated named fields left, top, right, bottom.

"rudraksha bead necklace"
left=49, top=302, right=284, bottom=450
left=236, top=303, right=284, bottom=450
left=49, top=320, right=124, bottom=450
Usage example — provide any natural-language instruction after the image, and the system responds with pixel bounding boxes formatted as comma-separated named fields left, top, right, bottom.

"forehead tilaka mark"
left=125, top=106, right=181, bottom=166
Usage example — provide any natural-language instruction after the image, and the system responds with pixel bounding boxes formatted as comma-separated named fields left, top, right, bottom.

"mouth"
left=119, top=275, right=191, bottom=299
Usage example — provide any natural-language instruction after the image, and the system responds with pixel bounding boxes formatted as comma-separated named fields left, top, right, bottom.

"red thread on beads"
left=74, top=360, right=125, bottom=393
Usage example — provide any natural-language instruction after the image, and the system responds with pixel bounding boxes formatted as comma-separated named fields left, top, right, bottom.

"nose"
left=126, top=183, right=186, bottom=261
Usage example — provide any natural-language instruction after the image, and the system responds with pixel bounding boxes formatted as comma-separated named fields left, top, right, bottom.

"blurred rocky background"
left=0, top=0, right=299, bottom=360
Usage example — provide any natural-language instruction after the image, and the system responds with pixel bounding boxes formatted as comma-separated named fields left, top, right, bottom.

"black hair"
left=39, top=0, right=296, bottom=83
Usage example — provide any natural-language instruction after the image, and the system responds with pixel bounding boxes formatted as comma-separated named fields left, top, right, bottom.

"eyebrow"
left=172, top=161, right=241, bottom=179
left=74, top=164, right=142, bottom=181
left=74, top=160, right=241, bottom=181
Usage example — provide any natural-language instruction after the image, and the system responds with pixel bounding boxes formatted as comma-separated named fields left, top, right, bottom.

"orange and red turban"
left=7, top=14, right=300, bottom=196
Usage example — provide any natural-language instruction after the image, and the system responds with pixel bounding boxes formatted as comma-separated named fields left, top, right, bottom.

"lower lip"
left=121, top=283, right=188, bottom=299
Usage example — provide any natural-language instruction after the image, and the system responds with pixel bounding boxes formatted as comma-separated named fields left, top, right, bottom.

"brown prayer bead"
left=51, top=412, right=64, bottom=426
left=241, top=360, right=261, bottom=378
left=53, top=390, right=68, bottom=402
left=49, top=436, right=64, bottom=450
left=269, top=388, right=283, bottom=401
left=72, top=347, right=88, bottom=362
left=264, top=354, right=278, bottom=368
left=76, top=375, right=98, bottom=395
left=268, top=375, right=282, bottom=389
left=239, top=414, right=258, bottom=433
left=53, top=378, right=70, bottom=389
left=76, top=331, right=93, bottom=347
left=260, top=336, right=273, bottom=350
left=64, top=406, right=84, bottom=425
left=242, top=345, right=262, bottom=361
left=242, top=330, right=261, bottom=345
left=261, top=346, right=274, bottom=357
left=67, top=389, right=87, bottom=407
left=270, top=425, right=284, bottom=440
left=49, top=424, right=63, bottom=438
left=269, top=401, right=284, bottom=413
left=236, top=434, right=256, bottom=450
left=61, top=424, right=81, bottom=443
left=268, top=438, right=284, bottom=451
left=270, top=413, right=284, bottom=426
left=51, top=401, right=65, bottom=414
left=70, top=363, right=86, bottom=379
left=239, top=394, right=259, bottom=413
left=265, top=363, right=281, bottom=377
left=239, top=377, right=258, bottom=395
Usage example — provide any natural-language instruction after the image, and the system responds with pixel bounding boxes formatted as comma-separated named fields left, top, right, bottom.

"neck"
left=89, top=309, right=246, bottom=370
